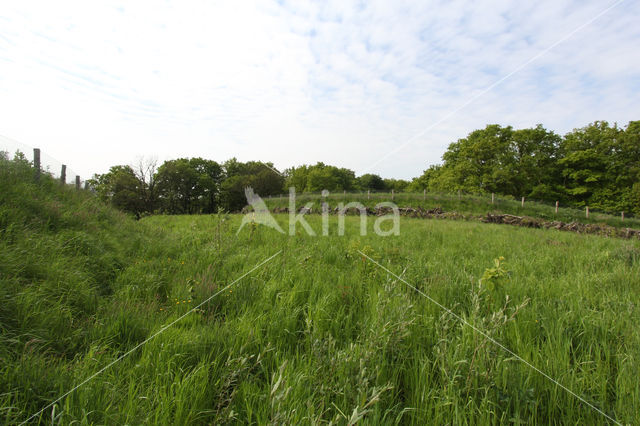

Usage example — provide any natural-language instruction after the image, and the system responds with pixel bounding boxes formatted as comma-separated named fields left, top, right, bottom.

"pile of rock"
left=482, top=213, right=640, bottom=239
left=263, top=206, right=639, bottom=239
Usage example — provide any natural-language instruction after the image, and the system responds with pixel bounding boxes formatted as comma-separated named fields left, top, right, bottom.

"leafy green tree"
left=284, top=165, right=309, bottom=192
left=559, top=121, right=623, bottom=208
left=306, top=166, right=341, bottom=192
left=504, top=125, right=562, bottom=199
left=358, top=173, right=386, bottom=191
left=612, top=121, right=640, bottom=214
left=304, top=163, right=356, bottom=192
left=12, top=150, right=31, bottom=167
left=430, top=124, right=514, bottom=193
left=283, top=163, right=358, bottom=193
left=383, top=178, right=410, bottom=192
left=219, top=175, right=250, bottom=212
left=190, top=158, right=223, bottom=213
left=408, top=165, right=442, bottom=192
left=155, top=159, right=198, bottom=214
left=251, top=167, right=284, bottom=196
left=425, top=124, right=561, bottom=200
left=155, top=158, right=223, bottom=214
left=222, top=157, right=246, bottom=178
left=90, top=165, right=145, bottom=217
left=218, top=159, right=284, bottom=211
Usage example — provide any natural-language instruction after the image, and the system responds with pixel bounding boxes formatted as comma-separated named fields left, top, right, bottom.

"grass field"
left=2, top=161, right=640, bottom=424
left=264, top=191, right=640, bottom=229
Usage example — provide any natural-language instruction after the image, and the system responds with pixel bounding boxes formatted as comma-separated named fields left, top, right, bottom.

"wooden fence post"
left=521, top=196, right=525, bottom=207
left=491, top=193, right=494, bottom=204
left=33, top=148, right=41, bottom=183
left=555, top=201, right=559, bottom=214
left=622, top=211, right=624, bottom=221
left=391, top=189, right=394, bottom=201
left=586, top=206, right=589, bottom=218
left=60, top=164, right=66, bottom=184
left=367, top=189, right=370, bottom=200
left=84, top=181, right=89, bottom=190
left=75, top=175, right=80, bottom=190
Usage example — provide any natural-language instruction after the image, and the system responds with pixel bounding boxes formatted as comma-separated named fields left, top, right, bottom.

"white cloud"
left=0, top=0, right=638, bottom=180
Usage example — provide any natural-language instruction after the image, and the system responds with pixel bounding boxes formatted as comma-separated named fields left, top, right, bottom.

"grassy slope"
left=0, top=160, right=152, bottom=422
left=1, top=162, right=639, bottom=424
left=264, top=192, right=640, bottom=229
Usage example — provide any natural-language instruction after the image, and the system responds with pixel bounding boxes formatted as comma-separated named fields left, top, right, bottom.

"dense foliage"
left=87, top=120, right=638, bottom=214
left=412, top=121, right=640, bottom=215
left=90, top=159, right=405, bottom=214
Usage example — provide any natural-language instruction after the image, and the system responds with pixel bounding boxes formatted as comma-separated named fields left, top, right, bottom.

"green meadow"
left=1, top=160, right=640, bottom=425
left=264, top=191, right=640, bottom=229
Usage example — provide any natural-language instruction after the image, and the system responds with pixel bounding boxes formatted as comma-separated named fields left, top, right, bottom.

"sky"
left=0, top=0, right=639, bottom=181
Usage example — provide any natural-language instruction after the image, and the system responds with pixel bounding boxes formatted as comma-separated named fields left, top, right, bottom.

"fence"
left=0, top=135, right=89, bottom=190
left=266, top=188, right=634, bottom=223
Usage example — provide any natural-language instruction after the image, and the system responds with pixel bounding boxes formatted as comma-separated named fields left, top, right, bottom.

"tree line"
left=412, top=120, right=640, bottom=215
left=89, top=158, right=412, bottom=217
left=89, top=119, right=639, bottom=216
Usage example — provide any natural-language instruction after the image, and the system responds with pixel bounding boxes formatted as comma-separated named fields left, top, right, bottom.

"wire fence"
left=0, top=135, right=89, bottom=188
left=266, top=188, right=635, bottom=224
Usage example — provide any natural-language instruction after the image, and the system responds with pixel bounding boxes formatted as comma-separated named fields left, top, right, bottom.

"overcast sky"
left=1, top=0, right=639, bottom=180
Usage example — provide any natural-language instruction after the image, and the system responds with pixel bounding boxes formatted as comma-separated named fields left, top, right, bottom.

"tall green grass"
left=1, top=158, right=639, bottom=424
left=264, top=191, right=640, bottom=229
